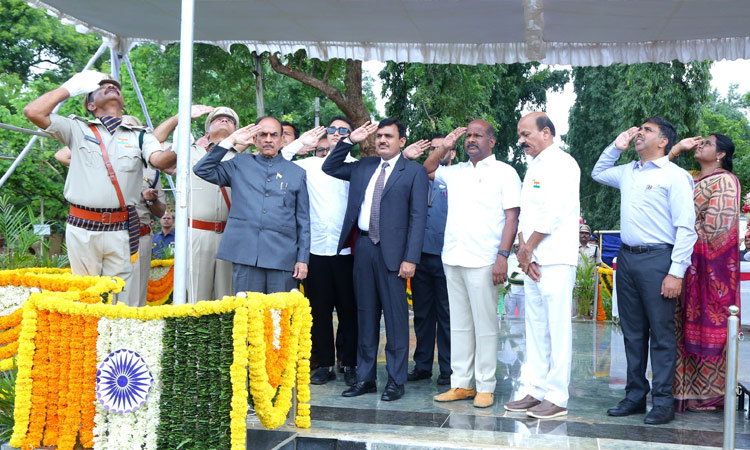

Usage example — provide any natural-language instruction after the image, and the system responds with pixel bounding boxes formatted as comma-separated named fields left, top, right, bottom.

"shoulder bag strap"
left=88, top=124, right=127, bottom=211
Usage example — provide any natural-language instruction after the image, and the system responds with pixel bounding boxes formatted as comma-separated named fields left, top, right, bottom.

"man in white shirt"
left=425, top=119, right=521, bottom=409
left=504, top=112, right=580, bottom=419
left=292, top=116, right=360, bottom=387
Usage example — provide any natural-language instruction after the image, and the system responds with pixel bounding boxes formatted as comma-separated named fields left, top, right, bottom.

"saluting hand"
left=191, top=105, right=215, bottom=118
left=442, top=127, right=467, bottom=152
left=350, top=121, right=379, bottom=144
left=403, top=139, right=431, bottom=160
left=614, top=127, right=639, bottom=151
left=299, top=126, right=327, bottom=147
left=229, top=124, right=262, bottom=147
left=671, top=136, right=702, bottom=157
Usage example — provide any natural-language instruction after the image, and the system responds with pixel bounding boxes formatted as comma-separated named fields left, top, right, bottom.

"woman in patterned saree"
left=668, top=133, right=740, bottom=412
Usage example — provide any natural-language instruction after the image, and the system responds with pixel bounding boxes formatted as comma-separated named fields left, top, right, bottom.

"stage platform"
left=247, top=317, right=750, bottom=450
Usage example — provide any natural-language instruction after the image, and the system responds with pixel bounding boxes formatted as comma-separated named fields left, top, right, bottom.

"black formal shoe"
left=342, top=381, right=377, bottom=397
left=437, top=372, right=451, bottom=385
left=343, top=366, right=357, bottom=386
left=381, top=380, right=405, bottom=401
left=310, top=366, right=335, bottom=385
left=644, top=406, right=675, bottom=425
left=607, top=398, right=647, bottom=417
left=407, top=368, right=432, bottom=381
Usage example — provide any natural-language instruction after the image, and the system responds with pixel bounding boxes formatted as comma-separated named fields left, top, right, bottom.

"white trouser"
left=125, top=233, right=153, bottom=307
left=444, top=264, right=499, bottom=393
left=519, top=264, right=575, bottom=407
left=187, top=228, right=233, bottom=303
left=505, top=287, right=525, bottom=317
left=66, top=226, right=132, bottom=305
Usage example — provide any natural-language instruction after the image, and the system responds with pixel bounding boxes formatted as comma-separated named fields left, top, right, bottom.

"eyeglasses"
left=326, top=126, right=351, bottom=135
left=315, top=147, right=330, bottom=152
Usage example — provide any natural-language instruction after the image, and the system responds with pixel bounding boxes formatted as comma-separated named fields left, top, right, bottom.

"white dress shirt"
left=435, top=155, right=521, bottom=267
left=519, top=144, right=580, bottom=266
left=294, top=153, right=356, bottom=255
left=358, top=153, right=401, bottom=232
left=591, top=142, right=697, bottom=277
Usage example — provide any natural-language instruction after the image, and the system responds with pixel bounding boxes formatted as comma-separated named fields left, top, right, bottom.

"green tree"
left=380, top=62, right=568, bottom=175
left=566, top=61, right=712, bottom=230
left=695, top=86, right=750, bottom=196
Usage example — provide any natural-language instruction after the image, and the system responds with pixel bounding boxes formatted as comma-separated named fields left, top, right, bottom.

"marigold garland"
left=0, top=308, right=23, bottom=330
left=0, top=325, right=21, bottom=345
left=147, top=265, right=174, bottom=306
left=10, top=292, right=312, bottom=450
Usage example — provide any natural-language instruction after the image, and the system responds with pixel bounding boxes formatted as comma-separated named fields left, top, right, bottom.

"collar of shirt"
left=633, top=155, right=669, bottom=170
left=528, top=143, right=559, bottom=166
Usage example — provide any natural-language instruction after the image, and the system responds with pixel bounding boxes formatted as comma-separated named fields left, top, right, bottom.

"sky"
left=363, top=59, right=750, bottom=144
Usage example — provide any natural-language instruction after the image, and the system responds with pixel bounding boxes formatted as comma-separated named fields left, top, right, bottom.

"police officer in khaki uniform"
left=53, top=115, right=168, bottom=307
left=152, top=105, right=236, bottom=302
left=24, top=70, right=177, bottom=302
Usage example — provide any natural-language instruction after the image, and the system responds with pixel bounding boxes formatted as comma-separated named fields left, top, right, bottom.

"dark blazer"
left=322, top=139, right=428, bottom=272
left=193, top=145, right=310, bottom=271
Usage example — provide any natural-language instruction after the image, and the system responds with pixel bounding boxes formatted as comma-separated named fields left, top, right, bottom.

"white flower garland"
left=0, top=285, right=31, bottom=317
left=93, top=317, right=165, bottom=450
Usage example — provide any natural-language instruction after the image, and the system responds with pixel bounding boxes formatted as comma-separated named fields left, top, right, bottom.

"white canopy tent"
left=12, top=0, right=750, bottom=304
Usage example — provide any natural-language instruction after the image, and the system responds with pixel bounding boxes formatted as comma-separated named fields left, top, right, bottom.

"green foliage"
left=566, top=61, right=712, bottom=229
left=380, top=62, right=568, bottom=175
left=0, top=194, right=68, bottom=269
left=695, top=86, right=750, bottom=198
left=600, top=287, right=612, bottom=321
left=0, top=364, right=17, bottom=442
left=573, top=258, right=597, bottom=317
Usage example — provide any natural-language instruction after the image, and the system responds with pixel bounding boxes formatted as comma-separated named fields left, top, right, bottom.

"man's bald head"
left=517, top=112, right=555, bottom=159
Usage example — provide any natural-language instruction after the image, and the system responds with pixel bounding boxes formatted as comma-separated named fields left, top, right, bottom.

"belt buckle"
left=101, top=211, right=112, bottom=224
left=214, top=222, right=222, bottom=233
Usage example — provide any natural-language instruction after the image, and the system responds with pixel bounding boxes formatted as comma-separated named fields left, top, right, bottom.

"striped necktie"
left=100, top=116, right=122, bottom=134
left=368, top=161, right=389, bottom=244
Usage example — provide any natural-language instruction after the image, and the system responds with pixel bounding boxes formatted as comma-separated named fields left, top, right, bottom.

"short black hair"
left=377, top=118, right=406, bottom=139
left=430, top=133, right=447, bottom=140
left=643, top=116, right=676, bottom=153
left=712, top=133, right=735, bottom=172
left=254, top=116, right=282, bottom=133
left=328, top=115, right=354, bottom=130
left=535, top=115, right=556, bottom=137
left=280, top=121, right=300, bottom=139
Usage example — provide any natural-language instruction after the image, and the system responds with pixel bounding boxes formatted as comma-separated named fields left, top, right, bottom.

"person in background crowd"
left=578, top=224, right=602, bottom=267
left=408, top=133, right=455, bottom=386
left=668, top=133, right=741, bottom=411
left=152, top=211, right=175, bottom=259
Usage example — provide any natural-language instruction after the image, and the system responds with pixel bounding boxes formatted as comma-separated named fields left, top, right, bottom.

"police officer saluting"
left=24, top=70, right=177, bottom=302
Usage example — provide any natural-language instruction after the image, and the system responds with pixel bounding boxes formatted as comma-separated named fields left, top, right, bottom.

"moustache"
left=520, top=143, right=529, bottom=150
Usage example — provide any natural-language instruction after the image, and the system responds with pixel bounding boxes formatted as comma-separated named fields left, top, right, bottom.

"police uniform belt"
left=68, top=204, right=128, bottom=224
left=139, top=224, right=152, bottom=237
left=189, top=218, right=226, bottom=233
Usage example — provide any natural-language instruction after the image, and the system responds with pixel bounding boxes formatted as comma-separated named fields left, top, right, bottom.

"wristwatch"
left=145, top=198, right=155, bottom=207
left=497, top=249, right=510, bottom=258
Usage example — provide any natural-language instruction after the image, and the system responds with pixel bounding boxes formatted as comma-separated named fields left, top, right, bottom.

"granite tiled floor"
left=247, top=316, right=750, bottom=449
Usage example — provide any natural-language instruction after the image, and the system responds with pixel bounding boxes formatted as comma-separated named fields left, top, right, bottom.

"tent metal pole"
left=0, top=42, right=108, bottom=190
left=172, top=0, right=196, bottom=305
left=123, top=55, right=177, bottom=197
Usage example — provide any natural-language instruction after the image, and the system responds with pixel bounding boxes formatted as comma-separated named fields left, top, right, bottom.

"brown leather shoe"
left=504, top=394, right=541, bottom=412
left=433, top=387, right=476, bottom=402
left=526, top=400, right=568, bottom=419
left=473, top=392, right=494, bottom=408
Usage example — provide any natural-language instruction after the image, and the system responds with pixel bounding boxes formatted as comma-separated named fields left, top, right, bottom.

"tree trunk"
left=268, top=55, right=375, bottom=155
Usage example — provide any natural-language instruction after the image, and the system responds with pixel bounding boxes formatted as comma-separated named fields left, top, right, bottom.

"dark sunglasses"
left=316, top=147, right=330, bottom=152
left=326, top=126, right=350, bottom=135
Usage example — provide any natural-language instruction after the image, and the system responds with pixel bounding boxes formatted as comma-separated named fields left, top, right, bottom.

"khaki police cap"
left=205, top=107, right=240, bottom=134
left=580, top=224, right=591, bottom=233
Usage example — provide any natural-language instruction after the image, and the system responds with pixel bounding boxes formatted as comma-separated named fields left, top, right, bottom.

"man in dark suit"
left=194, top=117, right=311, bottom=294
left=323, top=118, right=428, bottom=401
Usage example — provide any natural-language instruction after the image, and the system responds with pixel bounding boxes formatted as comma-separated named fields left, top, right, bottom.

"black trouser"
left=353, top=236, right=409, bottom=385
left=305, top=254, right=358, bottom=368
left=616, top=245, right=676, bottom=407
left=410, top=252, right=451, bottom=374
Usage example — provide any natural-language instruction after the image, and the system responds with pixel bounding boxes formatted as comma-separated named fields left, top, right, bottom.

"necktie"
left=100, top=115, right=122, bottom=134
left=369, top=161, right=389, bottom=244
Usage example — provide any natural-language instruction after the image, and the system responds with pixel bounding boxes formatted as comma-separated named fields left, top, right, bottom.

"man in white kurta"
left=424, top=120, right=521, bottom=409
left=505, top=112, right=580, bottom=419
